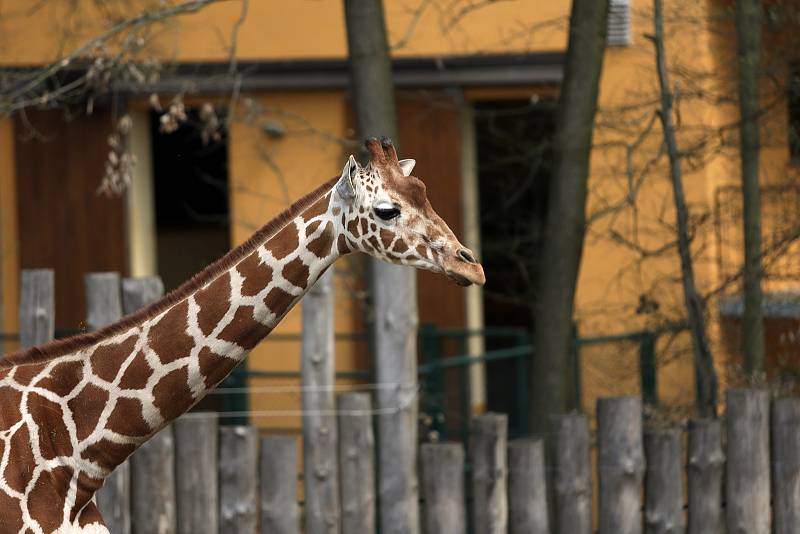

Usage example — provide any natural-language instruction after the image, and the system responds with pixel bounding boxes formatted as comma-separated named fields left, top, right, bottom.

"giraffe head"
left=335, top=137, right=485, bottom=286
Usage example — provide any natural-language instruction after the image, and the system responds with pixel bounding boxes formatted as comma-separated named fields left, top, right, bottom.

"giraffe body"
left=0, top=139, right=483, bottom=532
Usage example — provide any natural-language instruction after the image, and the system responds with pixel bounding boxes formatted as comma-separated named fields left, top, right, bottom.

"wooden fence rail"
left=9, top=269, right=800, bottom=533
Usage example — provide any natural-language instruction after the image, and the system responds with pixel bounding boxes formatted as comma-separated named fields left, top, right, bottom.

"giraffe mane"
left=0, top=176, right=339, bottom=369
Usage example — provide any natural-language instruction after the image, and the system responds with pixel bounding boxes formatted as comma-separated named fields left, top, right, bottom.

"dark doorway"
left=475, top=99, right=556, bottom=432
left=150, top=109, right=230, bottom=292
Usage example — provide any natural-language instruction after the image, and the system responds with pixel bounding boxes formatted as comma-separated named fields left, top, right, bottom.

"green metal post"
left=639, top=332, right=658, bottom=406
left=221, top=363, right=249, bottom=426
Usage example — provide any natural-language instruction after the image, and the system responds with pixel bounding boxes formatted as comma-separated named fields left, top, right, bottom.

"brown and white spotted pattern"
left=0, top=138, right=484, bottom=533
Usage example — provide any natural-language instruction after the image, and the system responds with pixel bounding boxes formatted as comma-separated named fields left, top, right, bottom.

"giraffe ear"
left=399, top=158, right=416, bottom=177
left=336, top=155, right=358, bottom=202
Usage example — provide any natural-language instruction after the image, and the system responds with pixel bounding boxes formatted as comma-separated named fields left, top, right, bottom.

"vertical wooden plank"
left=772, top=397, right=800, bottom=534
left=121, top=276, right=164, bottom=316
left=726, top=388, right=770, bottom=534
left=508, top=438, right=550, bottom=534
left=175, top=415, right=218, bottom=534
left=19, top=269, right=54, bottom=349
left=219, top=426, right=258, bottom=534
left=687, top=419, right=723, bottom=534
left=84, top=272, right=123, bottom=331
left=420, top=443, right=465, bottom=534
left=301, top=271, right=340, bottom=533
left=470, top=413, right=508, bottom=534
left=597, top=396, right=644, bottom=534
left=644, top=429, right=684, bottom=534
left=260, top=436, right=299, bottom=534
left=374, top=267, right=419, bottom=534
left=85, top=272, right=130, bottom=534
left=131, top=428, right=176, bottom=534
left=338, top=392, right=376, bottom=534
left=549, top=414, right=591, bottom=534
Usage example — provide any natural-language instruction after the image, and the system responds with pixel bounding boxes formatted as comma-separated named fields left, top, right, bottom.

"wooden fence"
left=4, top=269, right=800, bottom=533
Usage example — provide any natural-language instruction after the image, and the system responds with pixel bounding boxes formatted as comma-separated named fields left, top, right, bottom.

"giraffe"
left=0, top=138, right=484, bottom=533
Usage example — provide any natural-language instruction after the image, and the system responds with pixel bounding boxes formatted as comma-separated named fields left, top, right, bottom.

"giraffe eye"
left=375, top=202, right=400, bottom=221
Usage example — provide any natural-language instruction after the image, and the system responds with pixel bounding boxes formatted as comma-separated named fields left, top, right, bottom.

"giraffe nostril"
left=458, top=248, right=477, bottom=264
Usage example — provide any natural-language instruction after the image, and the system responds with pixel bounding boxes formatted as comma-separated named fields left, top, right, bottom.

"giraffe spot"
left=269, top=222, right=300, bottom=260
left=217, top=306, right=271, bottom=350
left=90, top=336, right=138, bottom=384
left=237, top=252, right=272, bottom=298
left=198, top=347, right=238, bottom=389
left=416, top=244, right=428, bottom=258
left=370, top=223, right=377, bottom=232
left=265, top=287, right=294, bottom=317
left=28, top=392, right=72, bottom=459
left=392, top=239, right=409, bottom=254
left=106, top=397, right=152, bottom=437
left=308, top=222, right=334, bottom=259
left=347, top=218, right=360, bottom=237
left=0, top=387, right=22, bottom=431
left=0, top=489, right=22, bottom=532
left=380, top=228, right=395, bottom=249
left=282, top=258, right=310, bottom=290
left=36, top=360, right=83, bottom=397
left=368, top=235, right=382, bottom=252
left=148, top=300, right=194, bottom=365
left=76, top=499, right=105, bottom=527
left=332, top=207, right=341, bottom=216
left=195, top=272, right=232, bottom=336
left=340, top=213, right=346, bottom=227
left=12, top=362, right=44, bottom=386
left=153, top=367, right=193, bottom=423
left=359, top=218, right=368, bottom=236
left=303, top=196, right=329, bottom=220
left=81, top=439, right=137, bottom=472
left=337, top=235, right=351, bottom=255
left=28, top=465, right=72, bottom=533
left=68, top=383, right=110, bottom=441
left=118, top=352, right=153, bottom=390
left=4, top=425, right=35, bottom=492
left=306, top=220, right=322, bottom=237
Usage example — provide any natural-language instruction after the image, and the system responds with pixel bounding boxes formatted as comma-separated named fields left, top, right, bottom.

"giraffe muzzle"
left=445, top=247, right=486, bottom=286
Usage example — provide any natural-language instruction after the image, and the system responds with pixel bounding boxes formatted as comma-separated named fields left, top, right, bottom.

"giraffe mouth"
left=446, top=271, right=473, bottom=286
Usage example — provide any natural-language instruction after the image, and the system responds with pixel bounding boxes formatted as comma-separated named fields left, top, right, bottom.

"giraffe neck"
left=0, top=183, right=348, bottom=532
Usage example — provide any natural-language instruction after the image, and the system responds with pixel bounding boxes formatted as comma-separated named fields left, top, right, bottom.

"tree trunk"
left=342, top=1, right=420, bottom=533
left=652, top=0, right=718, bottom=418
left=735, top=0, right=764, bottom=374
left=530, top=0, right=609, bottom=431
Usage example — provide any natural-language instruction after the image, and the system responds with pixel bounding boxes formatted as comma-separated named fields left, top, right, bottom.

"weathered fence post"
left=85, top=272, right=130, bottom=534
left=337, top=392, right=375, bottom=534
left=508, top=438, right=549, bottom=534
left=260, top=436, right=299, bottom=534
left=123, top=276, right=173, bottom=534
left=687, top=419, right=723, bottom=534
left=302, top=271, right=340, bottom=533
left=597, top=396, right=644, bottom=534
left=420, top=442, right=466, bottom=534
left=772, top=397, right=800, bottom=534
left=131, top=428, right=176, bottom=534
left=470, top=413, right=508, bottom=534
left=175, top=415, right=218, bottom=534
left=644, top=428, right=683, bottom=534
left=726, top=388, right=770, bottom=534
left=219, top=426, right=259, bottom=533
left=19, top=269, right=54, bottom=349
left=374, top=268, right=420, bottom=534
left=549, top=413, right=591, bottom=534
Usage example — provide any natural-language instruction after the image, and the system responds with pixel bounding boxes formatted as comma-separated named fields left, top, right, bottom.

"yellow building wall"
left=0, top=118, right=18, bottom=347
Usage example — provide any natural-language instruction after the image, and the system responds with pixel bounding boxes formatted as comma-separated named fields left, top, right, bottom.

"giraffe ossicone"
left=0, top=137, right=484, bottom=533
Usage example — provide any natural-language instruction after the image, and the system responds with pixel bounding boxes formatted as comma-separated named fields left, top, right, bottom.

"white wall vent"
left=607, top=0, right=633, bottom=47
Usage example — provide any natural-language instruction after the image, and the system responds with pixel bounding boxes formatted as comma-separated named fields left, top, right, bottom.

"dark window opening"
left=789, top=65, right=800, bottom=160
left=475, top=99, right=557, bottom=433
left=151, top=109, right=230, bottom=293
